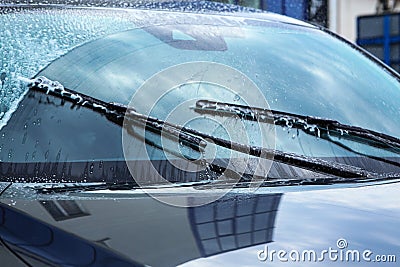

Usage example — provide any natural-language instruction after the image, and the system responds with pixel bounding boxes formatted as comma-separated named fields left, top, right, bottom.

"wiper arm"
left=25, top=77, right=381, bottom=179
left=194, top=99, right=400, bottom=156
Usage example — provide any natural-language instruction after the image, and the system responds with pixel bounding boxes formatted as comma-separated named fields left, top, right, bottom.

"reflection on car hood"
left=0, top=182, right=399, bottom=266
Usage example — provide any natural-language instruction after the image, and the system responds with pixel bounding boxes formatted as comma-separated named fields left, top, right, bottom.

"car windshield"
left=1, top=5, right=400, bottom=187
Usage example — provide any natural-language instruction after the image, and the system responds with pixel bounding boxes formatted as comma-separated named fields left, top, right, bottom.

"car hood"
left=0, top=182, right=399, bottom=266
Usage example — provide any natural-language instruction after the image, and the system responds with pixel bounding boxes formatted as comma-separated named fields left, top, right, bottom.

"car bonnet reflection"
left=0, top=193, right=282, bottom=266
left=0, top=203, right=144, bottom=266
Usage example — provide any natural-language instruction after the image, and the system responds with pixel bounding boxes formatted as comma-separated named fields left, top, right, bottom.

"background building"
left=329, top=0, right=400, bottom=42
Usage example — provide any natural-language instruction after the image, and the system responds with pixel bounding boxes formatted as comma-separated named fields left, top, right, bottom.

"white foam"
left=17, top=76, right=35, bottom=84
left=0, top=88, right=29, bottom=131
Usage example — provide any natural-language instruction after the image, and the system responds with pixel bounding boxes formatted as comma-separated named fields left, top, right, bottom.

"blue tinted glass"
left=39, top=22, right=400, bottom=139
left=267, top=0, right=283, bottom=13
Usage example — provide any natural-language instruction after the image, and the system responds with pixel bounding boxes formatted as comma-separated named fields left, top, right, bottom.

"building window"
left=40, top=200, right=90, bottom=221
left=188, top=194, right=282, bottom=257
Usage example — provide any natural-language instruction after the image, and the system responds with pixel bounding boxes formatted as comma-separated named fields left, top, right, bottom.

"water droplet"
left=89, top=163, right=94, bottom=174
left=22, top=132, right=27, bottom=144
left=233, top=94, right=241, bottom=101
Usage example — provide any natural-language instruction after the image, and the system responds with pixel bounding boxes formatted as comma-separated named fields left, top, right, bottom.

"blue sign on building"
left=265, top=0, right=308, bottom=20
left=230, top=0, right=328, bottom=27
left=227, top=0, right=327, bottom=27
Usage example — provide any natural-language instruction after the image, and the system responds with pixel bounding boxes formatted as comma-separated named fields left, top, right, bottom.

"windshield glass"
left=32, top=12, right=400, bottom=138
left=1, top=6, right=400, bottom=185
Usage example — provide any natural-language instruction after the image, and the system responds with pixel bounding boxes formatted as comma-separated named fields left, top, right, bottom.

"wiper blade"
left=28, top=76, right=207, bottom=153
left=194, top=99, right=400, bottom=155
left=26, top=77, right=380, bottom=179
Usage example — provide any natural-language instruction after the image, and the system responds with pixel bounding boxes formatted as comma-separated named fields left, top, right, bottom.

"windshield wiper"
left=26, top=77, right=393, bottom=180
left=194, top=99, right=400, bottom=166
left=28, top=76, right=207, bottom=153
